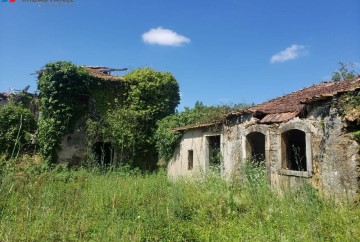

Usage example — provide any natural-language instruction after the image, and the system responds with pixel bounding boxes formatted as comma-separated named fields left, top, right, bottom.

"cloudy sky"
left=0, top=0, right=359, bottom=109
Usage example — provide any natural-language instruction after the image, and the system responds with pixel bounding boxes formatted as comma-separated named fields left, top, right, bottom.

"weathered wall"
left=57, top=118, right=87, bottom=165
left=168, top=127, right=222, bottom=178
left=169, top=99, right=360, bottom=198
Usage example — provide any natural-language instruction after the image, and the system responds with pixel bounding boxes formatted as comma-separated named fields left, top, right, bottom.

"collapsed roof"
left=82, top=66, right=127, bottom=81
left=248, top=77, right=360, bottom=123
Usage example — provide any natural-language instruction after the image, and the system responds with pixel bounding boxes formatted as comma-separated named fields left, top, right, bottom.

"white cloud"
left=270, top=44, right=306, bottom=63
left=142, top=27, right=191, bottom=47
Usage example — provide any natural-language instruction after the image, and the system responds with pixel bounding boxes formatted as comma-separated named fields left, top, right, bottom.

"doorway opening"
left=93, top=142, right=114, bottom=167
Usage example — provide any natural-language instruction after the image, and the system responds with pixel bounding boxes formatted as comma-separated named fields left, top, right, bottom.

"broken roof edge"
left=172, top=120, right=224, bottom=132
left=82, top=66, right=125, bottom=81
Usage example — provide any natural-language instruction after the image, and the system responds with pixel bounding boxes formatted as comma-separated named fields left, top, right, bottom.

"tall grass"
left=0, top=160, right=359, bottom=241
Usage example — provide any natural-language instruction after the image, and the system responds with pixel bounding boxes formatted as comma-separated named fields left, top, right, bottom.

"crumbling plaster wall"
left=311, top=100, right=360, bottom=198
left=168, top=127, right=222, bottom=178
left=57, top=117, right=87, bottom=165
left=168, top=99, right=359, bottom=196
left=222, top=100, right=359, bottom=197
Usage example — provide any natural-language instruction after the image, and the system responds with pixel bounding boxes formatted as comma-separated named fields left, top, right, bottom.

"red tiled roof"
left=259, top=112, right=299, bottom=123
left=174, top=77, right=360, bottom=131
left=249, top=77, right=360, bottom=115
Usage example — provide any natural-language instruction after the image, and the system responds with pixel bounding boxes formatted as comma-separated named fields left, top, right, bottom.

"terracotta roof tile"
left=249, top=77, right=360, bottom=114
left=260, top=112, right=299, bottom=123
left=175, top=77, right=360, bottom=130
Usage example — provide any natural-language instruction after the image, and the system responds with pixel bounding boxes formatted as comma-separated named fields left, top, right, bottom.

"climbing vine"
left=37, top=61, right=180, bottom=168
left=37, top=61, right=94, bottom=163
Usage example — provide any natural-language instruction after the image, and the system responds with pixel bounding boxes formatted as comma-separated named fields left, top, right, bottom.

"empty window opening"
left=282, top=130, right=307, bottom=171
left=208, top=135, right=221, bottom=171
left=93, top=142, right=114, bottom=167
left=188, top=150, right=194, bottom=170
left=246, top=132, right=265, bottom=165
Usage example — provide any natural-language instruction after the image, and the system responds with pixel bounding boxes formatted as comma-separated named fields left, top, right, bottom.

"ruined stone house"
left=57, top=66, right=127, bottom=166
left=168, top=77, right=360, bottom=198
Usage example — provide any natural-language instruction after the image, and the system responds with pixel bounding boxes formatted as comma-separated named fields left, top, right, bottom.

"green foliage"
left=37, top=61, right=94, bottom=163
left=105, top=108, right=139, bottom=163
left=156, top=102, right=248, bottom=162
left=352, top=131, right=360, bottom=143
left=0, top=104, right=37, bottom=158
left=1, top=165, right=359, bottom=241
left=36, top=62, right=179, bottom=168
left=90, top=80, right=127, bottom=116
left=109, top=68, right=180, bottom=169
left=124, top=67, right=180, bottom=120
left=332, top=62, right=358, bottom=82
left=9, top=92, right=35, bottom=108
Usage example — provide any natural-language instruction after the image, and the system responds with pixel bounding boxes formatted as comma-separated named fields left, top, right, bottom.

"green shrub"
left=0, top=104, right=37, bottom=158
left=1, top=164, right=359, bottom=241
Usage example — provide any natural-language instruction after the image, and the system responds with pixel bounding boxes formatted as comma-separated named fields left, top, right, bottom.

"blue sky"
left=0, top=0, right=359, bottom=110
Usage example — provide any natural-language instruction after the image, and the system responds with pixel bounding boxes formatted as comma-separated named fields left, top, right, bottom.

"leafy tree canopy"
left=332, top=62, right=358, bottom=82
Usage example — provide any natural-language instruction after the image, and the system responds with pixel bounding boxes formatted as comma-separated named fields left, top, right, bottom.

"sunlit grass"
left=0, top=161, right=359, bottom=241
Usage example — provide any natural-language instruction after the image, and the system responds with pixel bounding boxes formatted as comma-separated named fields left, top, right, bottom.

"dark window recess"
left=246, top=132, right=265, bottom=164
left=188, top=150, right=194, bottom=170
left=76, top=94, right=90, bottom=107
left=93, top=142, right=114, bottom=167
left=208, top=135, right=221, bottom=167
left=282, top=130, right=307, bottom=171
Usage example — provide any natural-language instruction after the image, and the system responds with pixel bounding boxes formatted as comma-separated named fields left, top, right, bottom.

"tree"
left=121, top=68, right=180, bottom=169
left=332, top=62, right=358, bottom=82
left=0, top=104, right=37, bottom=158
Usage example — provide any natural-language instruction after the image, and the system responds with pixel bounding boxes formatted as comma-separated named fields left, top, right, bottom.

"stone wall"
left=169, top=99, right=360, bottom=198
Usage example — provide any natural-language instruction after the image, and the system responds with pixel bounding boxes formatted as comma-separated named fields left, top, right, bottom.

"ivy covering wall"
left=37, top=61, right=180, bottom=169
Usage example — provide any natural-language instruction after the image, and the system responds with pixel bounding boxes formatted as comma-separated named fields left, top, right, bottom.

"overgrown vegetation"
left=155, top=102, right=248, bottom=162
left=0, top=104, right=37, bottom=159
left=0, top=160, right=359, bottom=241
left=338, top=89, right=360, bottom=142
left=332, top=62, right=358, bottom=82
left=37, top=62, right=93, bottom=163
left=87, top=68, right=180, bottom=169
left=36, top=61, right=179, bottom=168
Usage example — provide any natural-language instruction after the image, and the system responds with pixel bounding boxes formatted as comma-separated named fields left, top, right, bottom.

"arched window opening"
left=281, top=129, right=307, bottom=171
left=246, top=132, right=266, bottom=165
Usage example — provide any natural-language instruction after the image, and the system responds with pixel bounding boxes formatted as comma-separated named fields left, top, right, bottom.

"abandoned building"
left=168, top=77, right=360, bottom=198
left=57, top=66, right=127, bottom=166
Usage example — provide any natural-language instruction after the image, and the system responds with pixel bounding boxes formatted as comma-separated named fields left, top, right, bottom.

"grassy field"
left=1, top=160, right=360, bottom=241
